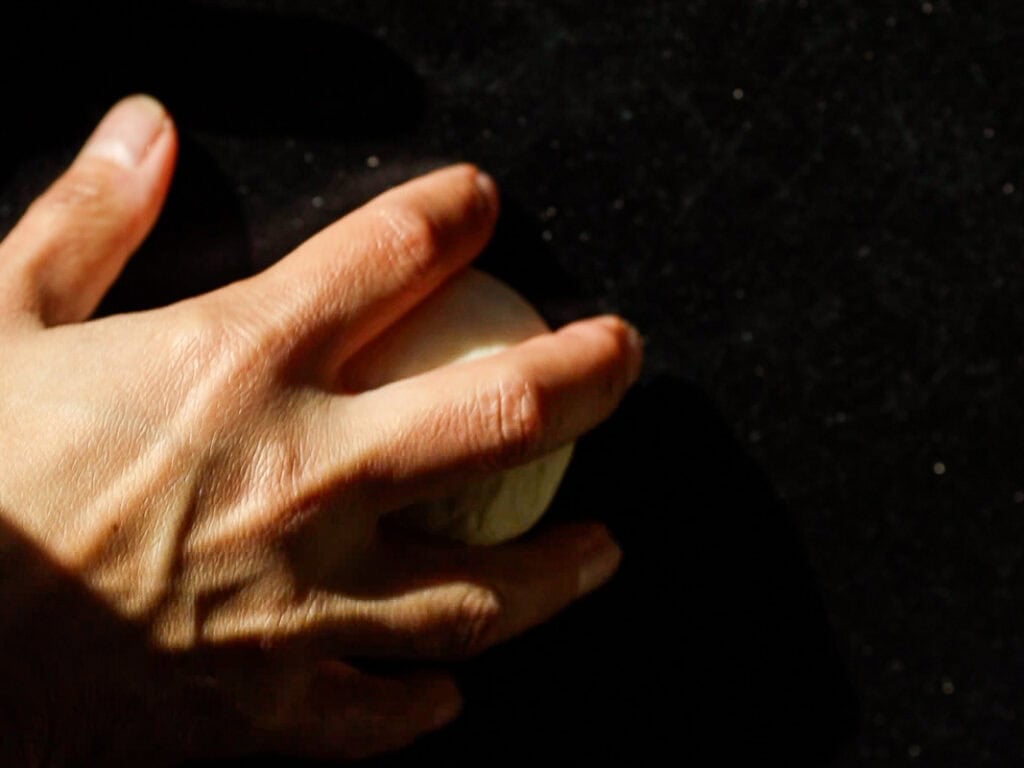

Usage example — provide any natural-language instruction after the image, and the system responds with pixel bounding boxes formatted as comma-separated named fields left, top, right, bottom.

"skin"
left=0, top=96, right=642, bottom=764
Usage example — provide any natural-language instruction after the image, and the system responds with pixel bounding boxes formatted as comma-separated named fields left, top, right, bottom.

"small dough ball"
left=343, top=269, right=573, bottom=545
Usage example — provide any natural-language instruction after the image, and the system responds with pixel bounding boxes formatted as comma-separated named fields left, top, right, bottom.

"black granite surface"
left=4, top=0, right=1024, bottom=764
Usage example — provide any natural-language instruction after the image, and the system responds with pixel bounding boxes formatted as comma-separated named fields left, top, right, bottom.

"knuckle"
left=477, top=373, right=544, bottom=467
left=165, top=302, right=237, bottom=370
left=374, top=204, right=441, bottom=281
left=427, top=583, right=502, bottom=659
left=156, top=302, right=284, bottom=430
left=35, top=162, right=123, bottom=219
left=39, top=176, right=102, bottom=215
left=181, top=296, right=287, bottom=381
left=249, top=430, right=311, bottom=517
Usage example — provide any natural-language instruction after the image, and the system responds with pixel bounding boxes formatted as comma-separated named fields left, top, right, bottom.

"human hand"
left=0, top=96, right=641, bottom=764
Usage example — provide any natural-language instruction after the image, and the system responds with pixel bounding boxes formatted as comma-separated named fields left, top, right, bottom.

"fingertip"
left=119, top=93, right=170, bottom=127
left=81, top=94, right=172, bottom=170
left=589, top=315, right=644, bottom=384
left=121, top=92, right=168, bottom=116
left=419, top=163, right=499, bottom=222
left=473, top=168, right=500, bottom=216
left=557, top=314, right=644, bottom=393
left=625, top=321, right=644, bottom=384
left=575, top=522, right=623, bottom=596
left=423, top=674, right=464, bottom=729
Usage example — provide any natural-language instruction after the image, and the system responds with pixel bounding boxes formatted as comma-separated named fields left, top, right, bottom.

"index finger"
left=229, top=164, right=499, bottom=380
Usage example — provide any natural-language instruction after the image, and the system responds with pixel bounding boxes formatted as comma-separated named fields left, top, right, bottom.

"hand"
left=0, top=96, right=641, bottom=764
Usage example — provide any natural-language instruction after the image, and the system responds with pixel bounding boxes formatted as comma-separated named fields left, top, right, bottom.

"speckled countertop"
left=3, top=1, right=1024, bottom=765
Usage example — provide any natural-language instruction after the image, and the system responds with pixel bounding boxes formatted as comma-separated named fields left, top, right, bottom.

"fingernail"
left=625, top=321, right=644, bottom=383
left=475, top=170, right=499, bottom=212
left=578, top=532, right=623, bottom=596
left=82, top=95, right=168, bottom=169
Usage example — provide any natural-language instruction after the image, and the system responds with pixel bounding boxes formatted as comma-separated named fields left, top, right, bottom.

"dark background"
left=3, top=0, right=1024, bottom=764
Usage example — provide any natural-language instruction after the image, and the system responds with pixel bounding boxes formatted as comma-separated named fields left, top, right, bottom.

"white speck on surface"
left=612, top=197, right=625, bottom=211
left=941, top=678, right=955, bottom=695
left=540, top=205, right=558, bottom=221
left=908, top=744, right=921, bottom=759
left=740, top=330, right=754, bottom=343
left=541, top=229, right=553, bottom=242
left=1003, top=182, right=1015, bottom=195
left=303, top=151, right=314, bottom=164
left=366, top=155, right=381, bottom=168
left=311, top=196, right=324, bottom=209
left=921, top=2, right=934, bottom=14
left=621, top=108, right=634, bottom=121
left=933, top=461, right=947, bottom=476
left=732, top=88, right=745, bottom=100
left=984, top=127, right=996, bottom=139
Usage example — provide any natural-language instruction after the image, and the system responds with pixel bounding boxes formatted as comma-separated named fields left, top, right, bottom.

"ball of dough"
left=343, top=269, right=573, bottom=545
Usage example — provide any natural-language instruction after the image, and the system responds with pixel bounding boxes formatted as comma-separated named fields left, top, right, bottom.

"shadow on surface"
left=96, top=134, right=254, bottom=315
left=351, top=376, right=860, bottom=765
left=0, top=378, right=858, bottom=765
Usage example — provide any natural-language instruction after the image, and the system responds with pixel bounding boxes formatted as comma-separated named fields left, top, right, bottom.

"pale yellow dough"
left=344, top=269, right=574, bottom=545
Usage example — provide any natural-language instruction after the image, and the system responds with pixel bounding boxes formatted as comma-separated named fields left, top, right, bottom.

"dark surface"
left=4, top=0, right=1024, bottom=764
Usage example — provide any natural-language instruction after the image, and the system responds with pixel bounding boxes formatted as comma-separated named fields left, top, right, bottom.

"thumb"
left=0, top=95, right=177, bottom=326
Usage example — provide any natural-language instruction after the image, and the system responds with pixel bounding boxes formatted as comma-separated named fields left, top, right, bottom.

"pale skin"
left=0, top=96, right=642, bottom=764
